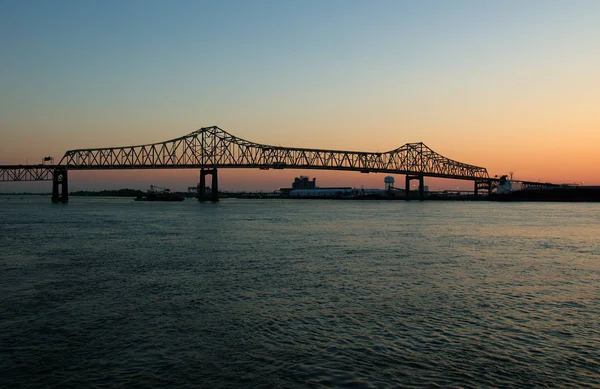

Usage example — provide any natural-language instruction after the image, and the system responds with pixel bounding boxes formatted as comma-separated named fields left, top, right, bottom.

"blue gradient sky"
left=1, top=0, right=599, bottom=191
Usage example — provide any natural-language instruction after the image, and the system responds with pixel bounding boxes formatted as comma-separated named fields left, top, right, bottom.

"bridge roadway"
left=1, top=126, right=497, bottom=202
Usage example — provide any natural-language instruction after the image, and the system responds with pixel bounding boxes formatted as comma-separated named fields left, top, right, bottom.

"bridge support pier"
left=474, top=179, right=492, bottom=196
left=197, top=168, right=219, bottom=202
left=405, top=174, right=424, bottom=201
left=51, top=168, right=68, bottom=203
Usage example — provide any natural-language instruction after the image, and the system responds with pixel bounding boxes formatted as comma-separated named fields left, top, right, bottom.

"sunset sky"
left=1, top=0, right=599, bottom=192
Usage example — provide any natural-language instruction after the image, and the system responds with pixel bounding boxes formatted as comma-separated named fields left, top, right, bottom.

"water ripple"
left=1, top=198, right=599, bottom=388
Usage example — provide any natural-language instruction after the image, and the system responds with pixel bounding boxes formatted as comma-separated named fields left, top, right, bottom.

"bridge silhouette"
left=1, top=126, right=495, bottom=202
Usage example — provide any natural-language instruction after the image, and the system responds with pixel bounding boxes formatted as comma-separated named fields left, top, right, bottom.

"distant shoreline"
left=3, top=186, right=600, bottom=202
left=1, top=189, right=145, bottom=197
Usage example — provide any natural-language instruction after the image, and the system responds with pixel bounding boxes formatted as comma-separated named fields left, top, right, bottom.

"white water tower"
left=384, top=176, right=395, bottom=190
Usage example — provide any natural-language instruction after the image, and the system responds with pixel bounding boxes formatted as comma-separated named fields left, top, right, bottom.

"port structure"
left=2, top=125, right=494, bottom=202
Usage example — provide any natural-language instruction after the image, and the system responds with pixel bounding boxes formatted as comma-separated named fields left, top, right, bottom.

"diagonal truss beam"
left=0, top=165, right=56, bottom=181
left=54, top=126, right=489, bottom=180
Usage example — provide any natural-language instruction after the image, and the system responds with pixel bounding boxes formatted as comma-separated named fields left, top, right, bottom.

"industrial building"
left=292, top=176, right=316, bottom=190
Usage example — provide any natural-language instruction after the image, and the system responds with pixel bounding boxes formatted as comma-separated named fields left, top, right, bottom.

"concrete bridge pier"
left=405, top=174, right=425, bottom=200
left=474, top=179, right=493, bottom=196
left=197, top=168, right=219, bottom=202
left=51, top=168, right=68, bottom=203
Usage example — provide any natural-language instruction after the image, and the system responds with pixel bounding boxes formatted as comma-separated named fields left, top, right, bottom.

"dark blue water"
left=1, top=196, right=599, bottom=388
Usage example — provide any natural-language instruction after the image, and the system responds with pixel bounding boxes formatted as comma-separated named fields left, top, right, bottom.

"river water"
left=1, top=196, right=599, bottom=388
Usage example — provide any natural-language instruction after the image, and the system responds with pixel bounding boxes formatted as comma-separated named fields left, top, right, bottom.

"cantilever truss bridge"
left=1, top=126, right=492, bottom=202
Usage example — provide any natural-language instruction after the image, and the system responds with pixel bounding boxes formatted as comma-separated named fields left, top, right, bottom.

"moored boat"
left=134, top=185, right=185, bottom=201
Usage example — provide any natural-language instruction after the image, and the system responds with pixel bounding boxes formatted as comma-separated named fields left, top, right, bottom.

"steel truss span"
left=57, top=126, right=489, bottom=180
left=0, top=165, right=55, bottom=181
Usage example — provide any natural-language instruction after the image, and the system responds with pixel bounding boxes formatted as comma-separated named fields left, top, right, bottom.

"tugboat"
left=134, top=185, right=185, bottom=201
